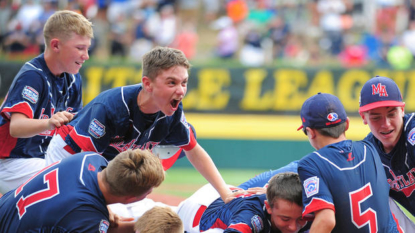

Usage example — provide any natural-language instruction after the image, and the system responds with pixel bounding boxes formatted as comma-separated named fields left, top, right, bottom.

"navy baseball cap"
left=359, top=76, right=405, bottom=113
left=297, top=93, right=347, bottom=131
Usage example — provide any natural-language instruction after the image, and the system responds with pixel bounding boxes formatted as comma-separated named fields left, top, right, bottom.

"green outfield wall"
left=0, top=62, right=408, bottom=169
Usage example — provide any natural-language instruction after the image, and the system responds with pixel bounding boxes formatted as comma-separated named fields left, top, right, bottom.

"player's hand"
left=107, top=207, right=134, bottom=228
left=47, top=111, right=74, bottom=130
left=246, top=187, right=266, bottom=195
left=223, top=189, right=248, bottom=203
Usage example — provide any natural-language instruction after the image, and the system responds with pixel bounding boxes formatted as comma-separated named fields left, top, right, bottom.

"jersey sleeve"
left=1, top=70, right=45, bottom=120
left=224, top=207, right=266, bottom=233
left=238, top=161, right=299, bottom=189
left=298, top=157, right=335, bottom=217
left=163, top=111, right=197, bottom=150
left=58, top=206, right=110, bottom=233
left=68, top=103, right=115, bottom=153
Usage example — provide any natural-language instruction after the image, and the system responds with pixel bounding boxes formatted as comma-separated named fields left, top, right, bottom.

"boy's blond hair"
left=134, top=206, right=183, bottom=233
left=43, top=10, right=93, bottom=48
left=102, top=149, right=164, bottom=197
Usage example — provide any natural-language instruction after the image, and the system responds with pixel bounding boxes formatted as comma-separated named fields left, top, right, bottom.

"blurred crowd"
left=1, top=0, right=415, bottom=68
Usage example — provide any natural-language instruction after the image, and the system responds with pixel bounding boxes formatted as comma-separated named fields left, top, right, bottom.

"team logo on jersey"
left=304, top=176, right=319, bottom=198
left=327, top=112, right=338, bottom=122
left=408, top=128, right=415, bottom=146
left=251, top=215, right=263, bottom=233
left=99, top=220, right=109, bottom=233
left=372, top=83, right=388, bottom=96
left=89, top=119, right=106, bottom=138
left=22, top=86, right=39, bottom=104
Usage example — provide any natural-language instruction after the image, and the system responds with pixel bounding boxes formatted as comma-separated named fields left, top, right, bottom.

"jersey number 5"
left=349, top=183, right=377, bottom=233
left=16, top=169, right=60, bottom=219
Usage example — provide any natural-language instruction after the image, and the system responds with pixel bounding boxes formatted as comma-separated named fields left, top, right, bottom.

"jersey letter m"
left=371, top=83, right=388, bottom=97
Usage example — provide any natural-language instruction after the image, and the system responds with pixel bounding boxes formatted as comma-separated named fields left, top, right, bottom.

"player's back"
left=0, top=152, right=109, bottom=232
left=299, top=140, right=399, bottom=233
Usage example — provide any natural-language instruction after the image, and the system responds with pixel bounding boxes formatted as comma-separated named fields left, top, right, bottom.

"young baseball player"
left=297, top=92, right=401, bottom=233
left=134, top=206, right=183, bottom=233
left=0, top=149, right=164, bottom=233
left=45, top=46, right=234, bottom=204
left=177, top=170, right=308, bottom=233
left=0, top=10, right=93, bottom=194
left=359, top=76, right=415, bottom=224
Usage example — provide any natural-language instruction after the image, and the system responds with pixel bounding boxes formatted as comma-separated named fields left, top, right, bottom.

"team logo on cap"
left=372, top=83, right=388, bottom=97
left=327, top=113, right=338, bottom=122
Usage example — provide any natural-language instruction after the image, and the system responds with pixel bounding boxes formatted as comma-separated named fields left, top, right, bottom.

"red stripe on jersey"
left=0, top=121, right=18, bottom=158
left=229, top=223, right=252, bottom=233
left=192, top=205, right=207, bottom=228
left=181, top=125, right=197, bottom=151
left=207, top=218, right=228, bottom=231
left=161, top=149, right=182, bottom=171
left=401, top=183, right=415, bottom=197
left=1, top=102, right=34, bottom=119
left=391, top=211, right=404, bottom=233
left=303, top=197, right=335, bottom=217
left=69, top=128, right=98, bottom=152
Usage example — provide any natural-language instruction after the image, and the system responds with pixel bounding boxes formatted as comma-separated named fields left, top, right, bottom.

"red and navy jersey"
left=364, top=113, right=415, bottom=216
left=60, top=84, right=195, bottom=161
left=0, top=53, right=83, bottom=159
left=199, top=161, right=303, bottom=233
left=298, top=140, right=400, bottom=233
left=200, top=194, right=271, bottom=233
left=0, top=152, right=110, bottom=232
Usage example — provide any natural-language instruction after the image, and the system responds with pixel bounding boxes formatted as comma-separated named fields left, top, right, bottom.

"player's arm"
left=309, top=209, right=335, bottom=233
left=185, top=143, right=233, bottom=203
left=9, top=111, right=74, bottom=138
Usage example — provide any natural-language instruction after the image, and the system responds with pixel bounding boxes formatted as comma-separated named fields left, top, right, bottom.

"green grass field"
left=155, top=168, right=415, bottom=224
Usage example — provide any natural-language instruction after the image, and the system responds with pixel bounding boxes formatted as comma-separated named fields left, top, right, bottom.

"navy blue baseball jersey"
left=298, top=140, right=400, bottom=233
left=200, top=194, right=272, bottom=233
left=365, top=113, right=415, bottom=216
left=198, top=161, right=303, bottom=233
left=0, top=152, right=110, bottom=232
left=56, top=84, right=195, bottom=161
left=0, top=53, right=83, bottom=159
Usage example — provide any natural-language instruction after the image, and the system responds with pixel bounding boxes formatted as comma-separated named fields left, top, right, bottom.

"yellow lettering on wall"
left=240, top=69, right=273, bottom=110
left=194, top=69, right=231, bottom=110
left=307, top=70, right=335, bottom=96
left=273, top=69, right=308, bottom=110
left=337, top=70, right=371, bottom=112
left=104, top=67, right=137, bottom=88
left=83, top=67, right=104, bottom=104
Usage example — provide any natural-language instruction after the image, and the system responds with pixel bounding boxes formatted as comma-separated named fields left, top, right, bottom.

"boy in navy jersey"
left=359, top=76, right=415, bottom=229
left=0, top=10, right=93, bottom=193
left=46, top=47, right=234, bottom=205
left=297, top=92, right=400, bottom=232
left=0, top=149, right=164, bottom=233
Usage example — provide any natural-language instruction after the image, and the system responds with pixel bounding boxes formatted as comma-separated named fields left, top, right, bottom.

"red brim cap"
left=297, top=125, right=303, bottom=131
left=359, top=101, right=405, bottom=113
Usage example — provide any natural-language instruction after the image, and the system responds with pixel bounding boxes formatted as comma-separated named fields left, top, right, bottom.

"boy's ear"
left=360, top=112, right=368, bottom=125
left=141, top=76, right=152, bottom=92
left=264, top=200, right=272, bottom=214
left=50, top=39, right=59, bottom=52
left=345, top=117, right=350, bottom=131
